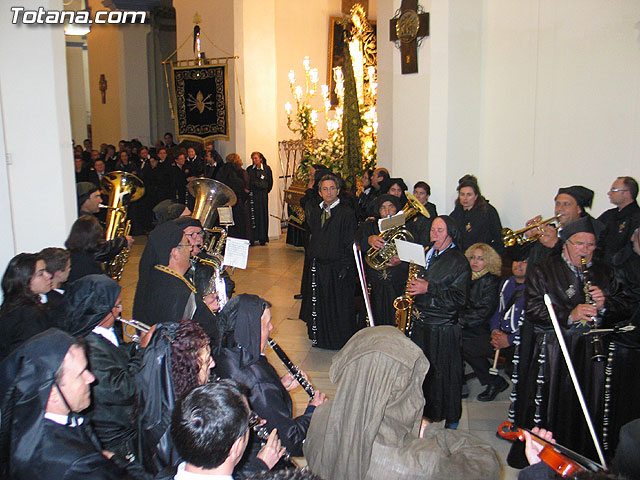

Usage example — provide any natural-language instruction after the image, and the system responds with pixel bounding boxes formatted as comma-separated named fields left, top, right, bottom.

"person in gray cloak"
left=303, top=326, right=500, bottom=480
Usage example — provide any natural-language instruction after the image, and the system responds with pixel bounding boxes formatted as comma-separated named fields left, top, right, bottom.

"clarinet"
left=267, top=338, right=315, bottom=398
left=249, top=411, right=292, bottom=462
left=581, top=257, right=606, bottom=362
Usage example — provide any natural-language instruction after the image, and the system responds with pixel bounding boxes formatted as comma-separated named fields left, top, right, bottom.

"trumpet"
left=502, top=215, right=561, bottom=247
left=118, top=317, right=152, bottom=343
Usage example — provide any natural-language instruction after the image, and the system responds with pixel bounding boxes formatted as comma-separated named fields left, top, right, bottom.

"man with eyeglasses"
left=598, top=176, right=640, bottom=266
left=174, top=217, right=235, bottom=304
left=132, top=220, right=218, bottom=345
left=509, top=216, right=629, bottom=465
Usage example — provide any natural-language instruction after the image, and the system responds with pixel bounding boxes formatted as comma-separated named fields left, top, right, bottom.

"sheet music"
left=223, top=237, right=250, bottom=269
left=379, top=211, right=406, bottom=232
left=217, top=206, right=235, bottom=226
left=394, top=239, right=426, bottom=267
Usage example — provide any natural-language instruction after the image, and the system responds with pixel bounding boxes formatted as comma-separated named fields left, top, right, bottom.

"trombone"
left=502, top=215, right=561, bottom=247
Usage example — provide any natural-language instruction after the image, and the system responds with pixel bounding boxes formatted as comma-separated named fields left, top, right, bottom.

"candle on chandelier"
left=310, top=109, right=318, bottom=125
left=310, top=68, right=319, bottom=84
left=294, top=86, right=303, bottom=100
left=284, top=102, right=292, bottom=115
left=288, top=70, right=295, bottom=84
left=303, top=56, right=310, bottom=71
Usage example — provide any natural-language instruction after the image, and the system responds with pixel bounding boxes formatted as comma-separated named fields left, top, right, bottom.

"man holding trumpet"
left=524, top=185, right=594, bottom=267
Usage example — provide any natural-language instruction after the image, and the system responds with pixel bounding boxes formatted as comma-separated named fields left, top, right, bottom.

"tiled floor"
left=121, top=235, right=520, bottom=479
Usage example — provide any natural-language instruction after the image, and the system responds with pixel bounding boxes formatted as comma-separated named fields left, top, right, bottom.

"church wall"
left=380, top=0, right=639, bottom=225
left=86, top=0, right=123, bottom=147
left=65, top=37, right=90, bottom=144
left=0, top=0, right=76, bottom=277
left=120, top=24, right=152, bottom=147
left=480, top=0, right=640, bottom=228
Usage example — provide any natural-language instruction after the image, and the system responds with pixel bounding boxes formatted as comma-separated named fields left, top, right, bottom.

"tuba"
left=189, top=178, right=237, bottom=232
left=101, top=171, right=145, bottom=281
left=189, top=178, right=237, bottom=307
left=366, top=192, right=430, bottom=270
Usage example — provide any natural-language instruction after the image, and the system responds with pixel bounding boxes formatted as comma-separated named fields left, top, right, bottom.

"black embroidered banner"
left=172, top=64, right=229, bottom=142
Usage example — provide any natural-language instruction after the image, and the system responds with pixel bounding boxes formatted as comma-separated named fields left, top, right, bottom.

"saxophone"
left=393, top=262, right=420, bottom=337
left=581, top=256, right=605, bottom=362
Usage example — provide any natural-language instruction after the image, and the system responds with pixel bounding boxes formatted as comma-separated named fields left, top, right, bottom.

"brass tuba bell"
left=100, top=171, right=145, bottom=281
left=365, top=192, right=430, bottom=271
left=189, top=178, right=237, bottom=230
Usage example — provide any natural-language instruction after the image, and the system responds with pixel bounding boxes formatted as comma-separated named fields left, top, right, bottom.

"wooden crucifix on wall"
left=389, top=0, right=429, bottom=74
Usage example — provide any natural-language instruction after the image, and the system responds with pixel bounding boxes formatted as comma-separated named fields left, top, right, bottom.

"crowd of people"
left=292, top=165, right=640, bottom=477
left=73, top=136, right=273, bottom=244
left=1, top=140, right=639, bottom=479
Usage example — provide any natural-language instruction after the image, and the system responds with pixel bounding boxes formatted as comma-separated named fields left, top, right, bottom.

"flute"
left=267, top=337, right=315, bottom=398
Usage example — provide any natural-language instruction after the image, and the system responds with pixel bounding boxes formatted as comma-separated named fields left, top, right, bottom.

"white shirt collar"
left=319, top=198, right=340, bottom=210
left=92, top=325, right=120, bottom=346
left=175, top=462, right=233, bottom=480
left=44, top=412, right=84, bottom=427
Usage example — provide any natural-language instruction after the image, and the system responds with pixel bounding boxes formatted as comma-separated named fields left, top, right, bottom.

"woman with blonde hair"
left=460, top=242, right=506, bottom=402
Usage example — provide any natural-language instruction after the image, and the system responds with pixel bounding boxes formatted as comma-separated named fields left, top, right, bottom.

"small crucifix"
left=389, top=0, right=429, bottom=74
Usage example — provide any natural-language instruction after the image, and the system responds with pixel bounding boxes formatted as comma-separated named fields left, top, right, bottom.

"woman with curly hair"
left=459, top=242, right=507, bottom=402
left=136, top=319, right=214, bottom=473
left=0, top=253, right=53, bottom=361
left=449, top=176, right=503, bottom=254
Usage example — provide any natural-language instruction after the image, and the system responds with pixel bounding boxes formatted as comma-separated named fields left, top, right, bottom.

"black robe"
left=597, top=201, right=640, bottom=266
left=216, top=162, right=251, bottom=240
left=302, top=200, right=359, bottom=350
left=215, top=351, right=315, bottom=458
left=515, top=254, right=627, bottom=462
left=12, top=420, right=134, bottom=480
left=247, top=164, right=273, bottom=244
left=68, top=250, right=105, bottom=283
left=410, top=246, right=471, bottom=423
left=605, top=245, right=640, bottom=455
left=357, top=218, right=408, bottom=326
left=135, top=267, right=219, bottom=346
left=459, top=273, right=501, bottom=386
left=449, top=202, right=503, bottom=254
left=0, top=304, right=50, bottom=361
left=85, top=334, right=142, bottom=459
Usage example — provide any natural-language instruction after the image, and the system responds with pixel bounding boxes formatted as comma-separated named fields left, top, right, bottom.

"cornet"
left=118, top=317, right=152, bottom=343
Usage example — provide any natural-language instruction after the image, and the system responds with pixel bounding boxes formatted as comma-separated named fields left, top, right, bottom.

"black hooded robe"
left=0, top=329, right=135, bottom=480
left=214, top=294, right=314, bottom=475
left=410, top=244, right=471, bottom=424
